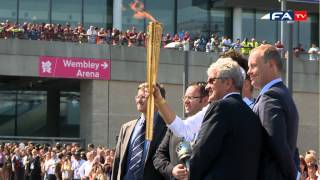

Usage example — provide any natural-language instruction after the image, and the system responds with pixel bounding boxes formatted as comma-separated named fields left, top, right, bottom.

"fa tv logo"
left=261, top=11, right=308, bottom=21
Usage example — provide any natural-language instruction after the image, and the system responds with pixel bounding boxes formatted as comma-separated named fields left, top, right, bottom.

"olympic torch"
left=146, top=22, right=163, bottom=140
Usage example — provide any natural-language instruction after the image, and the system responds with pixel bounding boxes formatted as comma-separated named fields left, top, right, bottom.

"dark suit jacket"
left=189, top=94, right=262, bottom=180
left=112, top=113, right=167, bottom=180
left=253, top=82, right=299, bottom=180
left=153, top=129, right=183, bottom=180
left=26, top=155, right=41, bottom=179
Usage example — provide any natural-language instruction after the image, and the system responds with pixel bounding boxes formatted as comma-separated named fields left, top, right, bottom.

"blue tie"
left=128, top=121, right=146, bottom=174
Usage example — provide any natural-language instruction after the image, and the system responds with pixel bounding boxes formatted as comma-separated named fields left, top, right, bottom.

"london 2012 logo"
left=261, top=10, right=308, bottom=21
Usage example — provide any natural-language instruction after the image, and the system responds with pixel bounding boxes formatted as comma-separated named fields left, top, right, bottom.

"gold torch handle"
left=146, top=22, right=163, bottom=141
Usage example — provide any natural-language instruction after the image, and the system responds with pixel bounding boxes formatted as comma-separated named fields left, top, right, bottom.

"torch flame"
left=130, top=0, right=158, bottom=22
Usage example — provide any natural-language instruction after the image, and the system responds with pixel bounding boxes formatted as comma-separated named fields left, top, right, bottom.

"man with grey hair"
left=153, top=58, right=263, bottom=179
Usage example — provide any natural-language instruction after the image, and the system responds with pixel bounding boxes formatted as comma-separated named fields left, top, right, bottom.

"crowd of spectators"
left=0, top=142, right=115, bottom=180
left=0, top=20, right=319, bottom=60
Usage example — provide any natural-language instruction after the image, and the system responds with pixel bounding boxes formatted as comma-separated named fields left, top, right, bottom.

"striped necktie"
left=128, top=121, right=146, bottom=173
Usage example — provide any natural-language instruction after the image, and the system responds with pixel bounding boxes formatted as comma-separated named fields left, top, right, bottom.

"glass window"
left=19, top=0, right=49, bottom=24
left=241, top=10, right=254, bottom=41
left=0, top=91, right=47, bottom=136
left=83, top=0, right=107, bottom=29
left=17, top=91, right=47, bottom=136
left=0, top=0, right=17, bottom=23
left=177, top=0, right=208, bottom=38
left=59, top=92, right=80, bottom=137
left=52, top=0, right=81, bottom=27
left=210, top=8, right=232, bottom=39
left=299, top=14, right=317, bottom=50
left=255, top=11, right=277, bottom=44
left=0, top=91, right=16, bottom=136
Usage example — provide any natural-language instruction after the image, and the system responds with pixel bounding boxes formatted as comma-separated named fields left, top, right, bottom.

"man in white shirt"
left=308, top=43, right=319, bottom=61
left=44, top=151, right=59, bottom=180
left=79, top=151, right=94, bottom=180
left=71, top=152, right=85, bottom=180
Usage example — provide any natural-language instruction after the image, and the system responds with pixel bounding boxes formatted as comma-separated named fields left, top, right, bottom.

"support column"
left=80, top=80, right=109, bottom=146
left=113, top=0, right=122, bottom=30
left=47, top=89, right=60, bottom=137
left=233, top=8, right=242, bottom=42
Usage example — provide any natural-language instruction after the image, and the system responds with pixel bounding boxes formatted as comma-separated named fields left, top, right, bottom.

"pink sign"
left=39, top=56, right=111, bottom=80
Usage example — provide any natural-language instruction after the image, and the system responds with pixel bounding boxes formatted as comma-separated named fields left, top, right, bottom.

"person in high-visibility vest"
left=249, top=38, right=259, bottom=51
left=241, top=38, right=251, bottom=55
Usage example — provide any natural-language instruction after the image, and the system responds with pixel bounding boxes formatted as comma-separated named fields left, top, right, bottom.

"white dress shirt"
left=168, top=92, right=240, bottom=141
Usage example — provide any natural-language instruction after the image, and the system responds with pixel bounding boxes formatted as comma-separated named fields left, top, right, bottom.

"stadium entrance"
left=0, top=75, right=80, bottom=137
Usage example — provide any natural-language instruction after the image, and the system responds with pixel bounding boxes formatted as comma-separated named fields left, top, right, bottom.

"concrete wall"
left=0, top=39, right=318, bottom=154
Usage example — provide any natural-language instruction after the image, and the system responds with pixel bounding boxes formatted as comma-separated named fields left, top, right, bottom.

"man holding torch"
left=112, top=83, right=167, bottom=180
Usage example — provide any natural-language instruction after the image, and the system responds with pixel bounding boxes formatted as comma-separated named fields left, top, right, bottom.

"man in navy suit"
left=248, top=45, right=299, bottom=180
left=112, top=83, right=167, bottom=180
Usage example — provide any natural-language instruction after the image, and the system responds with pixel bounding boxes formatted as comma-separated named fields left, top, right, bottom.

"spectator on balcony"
left=137, top=31, right=145, bottom=46
left=261, top=40, right=268, bottom=45
left=182, top=36, right=190, bottom=51
left=53, top=24, right=64, bottom=41
left=193, top=38, right=200, bottom=51
left=249, top=38, right=259, bottom=50
left=198, top=36, right=207, bottom=52
left=7, top=23, right=24, bottom=39
left=241, top=38, right=251, bottom=55
left=42, top=24, right=52, bottom=41
left=308, top=43, right=319, bottom=61
left=211, top=36, right=220, bottom=52
left=128, top=26, right=137, bottom=47
left=293, top=43, right=306, bottom=57
left=275, top=40, right=284, bottom=56
left=20, top=22, right=29, bottom=39
left=0, top=23, right=4, bottom=38
left=64, top=23, right=74, bottom=42
left=28, top=24, right=41, bottom=40
left=111, top=28, right=120, bottom=45
left=220, top=36, right=232, bottom=52
left=74, top=24, right=86, bottom=43
left=120, top=30, right=129, bottom=46
left=162, top=33, right=172, bottom=47
left=105, top=29, right=112, bottom=44
left=87, top=26, right=97, bottom=44
left=206, top=40, right=212, bottom=52
left=97, top=28, right=107, bottom=44
left=3, top=20, right=12, bottom=39
left=231, top=38, right=242, bottom=52
left=181, top=31, right=190, bottom=51
left=173, top=33, right=180, bottom=43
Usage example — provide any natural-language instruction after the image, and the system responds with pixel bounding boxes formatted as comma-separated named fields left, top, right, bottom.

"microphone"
left=176, top=141, right=192, bottom=171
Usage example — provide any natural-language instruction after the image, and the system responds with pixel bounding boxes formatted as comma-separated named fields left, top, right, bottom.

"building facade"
left=0, top=0, right=318, bottom=48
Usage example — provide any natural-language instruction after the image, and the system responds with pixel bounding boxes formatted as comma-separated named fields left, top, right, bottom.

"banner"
left=39, top=56, right=111, bottom=80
